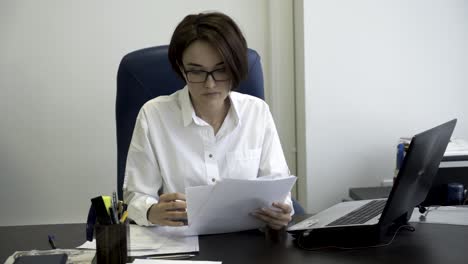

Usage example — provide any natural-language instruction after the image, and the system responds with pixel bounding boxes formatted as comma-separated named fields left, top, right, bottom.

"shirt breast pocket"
left=226, top=148, right=262, bottom=179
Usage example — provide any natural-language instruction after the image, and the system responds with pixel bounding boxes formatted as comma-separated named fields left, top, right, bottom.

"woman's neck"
left=193, top=98, right=230, bottom=134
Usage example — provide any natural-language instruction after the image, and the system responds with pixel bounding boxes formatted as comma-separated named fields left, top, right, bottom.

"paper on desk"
left=132, top=260, right=221, bottom=264
left=409, top=206, right=468, bottom=226
left=185, top=175, right=297, bottom=235
left=77, top=225, right=199, bottom=257
left=445, top=138, right=468, bottom=156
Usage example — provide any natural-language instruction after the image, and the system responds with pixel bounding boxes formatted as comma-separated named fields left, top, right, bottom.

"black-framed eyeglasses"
left=183, top=68, right=230, bottom=83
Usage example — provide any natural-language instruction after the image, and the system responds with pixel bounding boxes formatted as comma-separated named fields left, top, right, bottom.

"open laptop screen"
left=379, top=119, right=457, bottom=229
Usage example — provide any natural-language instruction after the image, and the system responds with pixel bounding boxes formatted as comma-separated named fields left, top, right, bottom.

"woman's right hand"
left=147, top=192, right=187, bottom=226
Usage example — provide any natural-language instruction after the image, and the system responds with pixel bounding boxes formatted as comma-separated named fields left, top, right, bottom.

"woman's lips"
left=203, top=92, right=220, bottom=96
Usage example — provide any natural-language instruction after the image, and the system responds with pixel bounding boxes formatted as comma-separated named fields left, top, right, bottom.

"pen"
left=111, top=192, right=119, bottom=224
left=119, top=211, right=129, bottom=223
left=118, top=200, right=124, bottom=218
left=112, top=191, right=118, bottom=215
left=48, top=235, right=57, bottom=249
left=109, top=207, right=119, bottom=224
left=147, top=254, right=196, bottom=260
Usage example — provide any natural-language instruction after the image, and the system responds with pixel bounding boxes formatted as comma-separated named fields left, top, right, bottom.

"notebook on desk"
left=288, top=119, right=457, bottom=247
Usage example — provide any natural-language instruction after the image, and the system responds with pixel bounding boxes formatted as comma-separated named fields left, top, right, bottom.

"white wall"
left=298, top=0, right=468, bottom=213
left=0, top=0, right=297, bottom=226
left=266, top=0, right=297, bottom=195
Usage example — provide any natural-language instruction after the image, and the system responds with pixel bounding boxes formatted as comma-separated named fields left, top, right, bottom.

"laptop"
left=288, top=119, right=457, bottom=247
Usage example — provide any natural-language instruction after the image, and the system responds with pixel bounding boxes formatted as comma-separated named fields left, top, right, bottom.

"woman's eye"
left=190, top=71, right=205, bottom=75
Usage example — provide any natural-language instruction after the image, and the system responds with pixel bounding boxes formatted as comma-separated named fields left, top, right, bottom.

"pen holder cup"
left=265, top=226, right=288, bottom=245
left=95, top=222, right=129, bottom=264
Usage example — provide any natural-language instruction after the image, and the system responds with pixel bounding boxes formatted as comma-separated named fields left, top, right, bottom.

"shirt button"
left=208, top=154, right=213, bottom=158
left=212, top=178, right=216, bottom=182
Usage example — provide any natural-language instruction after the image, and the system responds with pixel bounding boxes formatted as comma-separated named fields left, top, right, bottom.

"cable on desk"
left=296, top=224, right=415, bottom=251
left=418, top=205, right=440, bottom=221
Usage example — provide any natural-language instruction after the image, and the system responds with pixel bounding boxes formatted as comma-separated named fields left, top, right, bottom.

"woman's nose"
left=205, top=74, right=216, bottom=88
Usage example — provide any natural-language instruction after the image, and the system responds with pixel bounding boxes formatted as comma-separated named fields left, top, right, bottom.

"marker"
left=102, top=196, right=112, bottom=216
left=48, top=235, right=57, bottom=249
left=119, top=211, right=129, bottom=223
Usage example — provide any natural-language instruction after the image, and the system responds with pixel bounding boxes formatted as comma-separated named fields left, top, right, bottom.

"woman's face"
left=181, top=40, right=231, bottom=109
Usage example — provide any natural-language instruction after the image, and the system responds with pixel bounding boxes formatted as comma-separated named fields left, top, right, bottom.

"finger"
left=252, top=211, right=289, bottom=227
left=272, top=202, right=292, bottom=214
left=256, top=208, right=286, bottom=221
left=254, top=214, right=287, bottom=229
left=255, top=208, right=291, bottom=225
left=159, top=192, right=186, bottom=202
left=160, top=219, right=186, bottom=226
left=165, top=211, right=188, bottom=220
left=159, top=200, right=187, bottom=211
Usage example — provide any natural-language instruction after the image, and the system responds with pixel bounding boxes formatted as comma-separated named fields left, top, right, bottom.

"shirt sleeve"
left=258, top=104, right=295, bottom=216
left=123, top=108, right=162, bottom=226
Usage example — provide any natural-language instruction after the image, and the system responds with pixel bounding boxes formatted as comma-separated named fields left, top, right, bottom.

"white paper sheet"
left=132, top=260, right=221, bottom=264
left=445, top=138, right=468, bottom=156
left=77, top=225, right=199, bottom=257
left=409, top=206, right=468, bottom=226
left=185, top=175, right=297, bottom=235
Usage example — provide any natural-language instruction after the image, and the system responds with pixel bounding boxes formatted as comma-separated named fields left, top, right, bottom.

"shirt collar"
left=180, top=86, right=196, bottom=127
left=228, top=92, right=241, bottom=127
left=179, top=86, right=241, bottom=127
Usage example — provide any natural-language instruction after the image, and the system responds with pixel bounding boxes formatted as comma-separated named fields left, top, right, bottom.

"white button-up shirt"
left=123, top=86, right=292, bottom=225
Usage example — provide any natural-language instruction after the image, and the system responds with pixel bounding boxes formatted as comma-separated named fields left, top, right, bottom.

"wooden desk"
left=1, top=222, right=467, bottom=264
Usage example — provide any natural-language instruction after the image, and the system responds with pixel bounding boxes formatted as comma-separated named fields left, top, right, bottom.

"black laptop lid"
left=379, top=119, right=457, bottom=228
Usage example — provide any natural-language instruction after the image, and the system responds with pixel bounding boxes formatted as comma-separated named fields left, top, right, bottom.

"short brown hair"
left=168, top=12, right=248, bottom=90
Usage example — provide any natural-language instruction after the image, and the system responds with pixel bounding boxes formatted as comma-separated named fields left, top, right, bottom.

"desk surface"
left=1, top=222, right=467, bottom=264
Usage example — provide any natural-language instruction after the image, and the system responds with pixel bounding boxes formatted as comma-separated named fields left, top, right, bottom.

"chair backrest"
left=115, top=45, right=264, bottom=199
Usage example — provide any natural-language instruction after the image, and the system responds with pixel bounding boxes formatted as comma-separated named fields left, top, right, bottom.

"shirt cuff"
left=128, top=196, right=159, bottom=226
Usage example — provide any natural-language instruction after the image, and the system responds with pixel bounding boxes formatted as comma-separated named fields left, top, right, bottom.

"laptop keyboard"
left=326, top=200, right=387, bottom=226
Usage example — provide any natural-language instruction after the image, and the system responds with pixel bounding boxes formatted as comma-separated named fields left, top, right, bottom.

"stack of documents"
left=441, top=138, right=468, bottom=168
left=183, top=175, right=296, bottom=235
left=444, top=138, right=468, bottom=157
left=77, top=225, right=199, bottom=257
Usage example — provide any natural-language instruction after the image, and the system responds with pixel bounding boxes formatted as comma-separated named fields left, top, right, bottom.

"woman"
left=123, top=12, right=293, bottom=231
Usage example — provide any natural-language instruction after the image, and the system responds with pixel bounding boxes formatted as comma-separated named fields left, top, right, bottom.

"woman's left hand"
left=252, top=202, right=292, bottom=230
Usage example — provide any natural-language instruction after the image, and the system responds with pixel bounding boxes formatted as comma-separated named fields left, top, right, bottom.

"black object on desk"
left=94, top=222, right=129, bottom=264
left=13, top=254, right=67, bottom=264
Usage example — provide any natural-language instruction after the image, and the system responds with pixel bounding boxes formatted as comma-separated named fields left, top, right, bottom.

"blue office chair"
left=115, top=45, right=304, bottom=215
